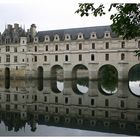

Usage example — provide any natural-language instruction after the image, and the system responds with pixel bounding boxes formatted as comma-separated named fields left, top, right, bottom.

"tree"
left=75, top=3, right=140, bottom=56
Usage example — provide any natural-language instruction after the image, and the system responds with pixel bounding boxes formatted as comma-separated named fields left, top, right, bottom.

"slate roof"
left=36, top=25, right=118, bottom=42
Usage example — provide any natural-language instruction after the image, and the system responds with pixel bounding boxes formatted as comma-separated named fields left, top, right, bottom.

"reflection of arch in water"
left=38, top=66, right=43, bottom=79
left=72, top=64, right=89, bottom=94
left=37, top=66, right=43, bottom=91
left=98, top=64, right=118, bottom=95
left=5, top=67, right=10, bottom=79
left=5, top=67, right=10, bottom=89
left=51, top=65, right=64, bottom=93
left=128, top=63, right=140, bottom=96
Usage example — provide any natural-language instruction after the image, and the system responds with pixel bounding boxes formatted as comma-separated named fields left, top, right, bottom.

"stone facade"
left=0, top=23, right=140, bottom=80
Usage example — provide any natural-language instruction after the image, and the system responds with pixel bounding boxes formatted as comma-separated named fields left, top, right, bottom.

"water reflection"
left=0, top=79, right=140, bottom=136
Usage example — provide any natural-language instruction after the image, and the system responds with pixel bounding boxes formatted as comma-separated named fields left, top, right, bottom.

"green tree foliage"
left=75, top=3, right=140, bottom=56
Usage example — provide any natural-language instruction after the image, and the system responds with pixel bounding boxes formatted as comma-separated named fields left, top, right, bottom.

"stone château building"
left=0, top=23, right=139, bottom=80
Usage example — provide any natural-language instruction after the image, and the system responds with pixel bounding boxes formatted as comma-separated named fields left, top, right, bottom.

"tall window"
left=120, top=100, right=125, bottom=108
left=55, top=96, right=58, bottom=103
left=105, top=54, right=109, bottom=61
left=66, top=44, right=69, bottom=50
left=55, top=45, right=58, bottom=51
left=105, top=99, right=109, bottom=107
left=92, top=43, right=95, bottom=49
left=34, top=56, right=37, bottom=62
left=105, top=42, right=109, bottom=49
left=121, top=53, right=125, bottom=60
left=14, top=94, right=18, bottom=101
left=79, top=43, right=82, bottom=50
left=121, top=41, right=125, bottom=48
left=6, top=55, right=10, bottom=62
left=65, top=97, right=68, bottom=104
left=91, top=54, right=95, bottom=61
left=91, top=99, right=94, bottom=105
left=55, top=55, right=58, bottom=62
left=35, top=46, right=37, bottom=52
left=66, top=108, right=69, bottom=114
left=46, top=45, right=48, bottom=51
left=79, top=54, right=82, bottom=61
left=0, top=57, right=1, bottom=63
left=14, top=56, right=18, bottom=62
left=65, top=55, right=68, bottom=61
left=78, top=98, right=82, bottom=105
left=14, top=47, right=17, bottom=52
left=44, top=55, right=47, bottom=62
left=6, top=46, right=10, bottom=52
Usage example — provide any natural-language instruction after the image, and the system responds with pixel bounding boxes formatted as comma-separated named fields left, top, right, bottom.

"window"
left=78, top=98, right=82, bottom=105
left=66, top=44, right=69, bottom=50
left=91, top=110, right=95, bottom=116
left=78, top=109, right=82, bottom=115
left=121, top=41, right=125, bottom=48
left=16, top=66, right=18, bottom=70
left=121, top=53, right=125, bottom=60
left=91, top=54, right=95, bottom=61
left=6, top=55, right=10, bottom=62
left=6, top=46, right=10, bottom=52
left=65, top=55, right=68, bottom=61
left=55, top=107, right=58, bottom=113
left=14, top=47, right=17, bottom=52
left=34, top=56, right=37, bottom=62
left=44, top=96, right=47, bottom=102
left=79, top=54, right=82, bottom=61
left=55, top=45, right=58, bottom=51
left=22, top=59, right=24, bottom=62
left=34, top=95, right=37, bottom=101
left=14, top=94, right=18, bottom=101
left=46, top=106, right=48, bottom=112
left=105, top=99, right=109, bottom=107
left=14, top=104, right=17, bottom=109
left=105, top=42, right=109, bottom=49
left=137, top=102, right=140, bottom=108
left=65, top=97, right=68, bottom=104
left=105, top=111, right=109, bottom=118
left=121, top=112, right=125, bottom=119
left=22, top=40, right=25, bottom=44
left=55, top=96, right=58, bottom=103
left=35, top=46, right=37, bottom=52
left=44, top=56, right=47, bottom=62
left=35, top=105, right=37, bottom=111
left=79, top=43, right=82, bottom=50
left=6, top=94, right=10, bottom=102
left=137, top=114, right=140, bottom=120
left=14, top=56, right=17, bottom=62
left=22, top=49, right=24, bottom=52
left=66, top=108, right=69, bottom=114
left=92, top=43, right=95, bottom=49
left=105, top=54, right=109, bottom=61
left=91, top=99, right=94, bottom=105
left=0, top=57, right=1, bottom=63
left=55, top=55, right=58, bottom=62
left=46, top=45, right=48, bottom=51
left=120, top=100, right=125, bottom=108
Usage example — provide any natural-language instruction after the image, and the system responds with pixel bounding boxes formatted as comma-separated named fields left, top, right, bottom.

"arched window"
left=65, top=55, right=68, bottom=61
left=35, top=46, right=37, bottom=52
left=91, top=54, right=95, bottom=61
left=121, top=53, right=125, bottom=60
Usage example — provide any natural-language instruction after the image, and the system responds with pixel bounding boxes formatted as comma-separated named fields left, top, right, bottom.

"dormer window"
left=104, top=31, right=110, bottom=38
left=90, top=32, right=97, bottom=39
left=45, top=35, right=50, bottom=42
left=78, top=33, right=84, bottom=40
left=54, top=34, right=60, bottom=41
left=65, top=34, right=71, bottom=40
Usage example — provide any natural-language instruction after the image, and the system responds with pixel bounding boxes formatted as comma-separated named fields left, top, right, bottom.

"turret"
left=30, top=24, right=37, bottom=38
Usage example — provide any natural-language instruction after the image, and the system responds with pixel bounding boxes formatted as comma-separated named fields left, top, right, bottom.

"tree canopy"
left=75, top=3, right=140, bottom=56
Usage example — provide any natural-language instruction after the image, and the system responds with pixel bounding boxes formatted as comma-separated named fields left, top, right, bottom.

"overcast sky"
left=0, top=0, right=139, bottom=33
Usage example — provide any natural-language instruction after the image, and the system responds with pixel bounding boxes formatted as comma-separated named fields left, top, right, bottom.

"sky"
left=0, top=0, right=139, bottom=33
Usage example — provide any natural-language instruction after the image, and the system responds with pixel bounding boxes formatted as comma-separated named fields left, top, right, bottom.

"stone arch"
left=128, top=63, right=140, bottom=97
left=72, top=64, right=89, bottom=94
left=98, top=64, right=118, bottom=95
left=51, top=65, right=64, bottom=93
